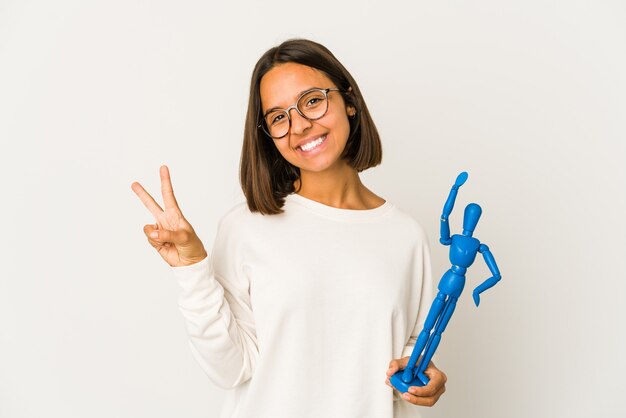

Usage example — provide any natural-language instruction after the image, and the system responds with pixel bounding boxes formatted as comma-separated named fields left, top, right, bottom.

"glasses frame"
left=257, top=87, right=342, bottom=139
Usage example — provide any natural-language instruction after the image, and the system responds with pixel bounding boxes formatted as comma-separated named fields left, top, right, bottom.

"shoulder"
left=377, top=203, right=431, bottom=254
left=211, top=201, right=259, bottom=256
left=387, top=203, right=428, bottom=238
left=215, top=199, right=279, bottom=239
left=212, top=200, right=290, bottom=259
left=216, top=200, right=257, bottom=233
left=218, top=200, right=250, bottom=225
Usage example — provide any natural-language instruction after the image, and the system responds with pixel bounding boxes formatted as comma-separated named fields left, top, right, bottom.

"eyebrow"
left=263, top=86, right=323, bottom=116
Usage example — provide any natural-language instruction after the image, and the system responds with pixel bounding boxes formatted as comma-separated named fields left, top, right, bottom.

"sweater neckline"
left=285, top=192, right=393, bottom=221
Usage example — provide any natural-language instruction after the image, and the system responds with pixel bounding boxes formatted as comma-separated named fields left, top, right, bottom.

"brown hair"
left=239, top=38, right=382, bottom=215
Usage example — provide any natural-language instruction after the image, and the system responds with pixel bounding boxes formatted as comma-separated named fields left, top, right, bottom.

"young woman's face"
left=259, top=62, right=354, bottom=176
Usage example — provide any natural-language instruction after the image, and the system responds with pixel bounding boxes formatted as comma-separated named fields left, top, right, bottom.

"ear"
left=347, top=105, right=356, bottom=117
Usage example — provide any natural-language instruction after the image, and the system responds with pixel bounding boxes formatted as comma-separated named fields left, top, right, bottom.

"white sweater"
left=172, top=193, right=434, bottom=418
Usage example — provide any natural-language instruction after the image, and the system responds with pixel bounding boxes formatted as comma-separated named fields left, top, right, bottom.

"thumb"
left=423, top=362, right=447, bottom=387
left=387, top=356, right=410, bottom=376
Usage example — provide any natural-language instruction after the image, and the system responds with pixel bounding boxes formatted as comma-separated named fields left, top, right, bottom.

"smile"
left=297, top=134, right=327, bottom=152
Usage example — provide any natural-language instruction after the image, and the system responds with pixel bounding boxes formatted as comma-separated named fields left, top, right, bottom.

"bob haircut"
left=240, top=38, right=382, bottom=215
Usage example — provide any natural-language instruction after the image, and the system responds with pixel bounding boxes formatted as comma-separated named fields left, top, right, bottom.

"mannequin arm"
left=440, top=172, right=468, bottom=245
left=472, top=243, right=501, bottom=306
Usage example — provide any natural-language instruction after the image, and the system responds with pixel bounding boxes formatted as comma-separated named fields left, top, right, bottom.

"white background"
left=1, top=1, right=625, bottom=417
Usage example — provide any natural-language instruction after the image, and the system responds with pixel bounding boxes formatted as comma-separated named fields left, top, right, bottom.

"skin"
left=131, top=61, right=446, bottom=407
left=386, top=358, right=447, bottom=407
left=131, top=165, right=207, bottom=267
left=259, top=62, right=384, bottom=210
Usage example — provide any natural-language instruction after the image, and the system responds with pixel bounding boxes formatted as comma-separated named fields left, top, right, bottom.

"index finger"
left=160, top=165, right=180, bottom=210
left=131, top=182, right=164, bottom=218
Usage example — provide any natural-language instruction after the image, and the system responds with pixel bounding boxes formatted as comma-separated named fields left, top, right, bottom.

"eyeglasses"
left=258, top=87, right=341, bottom=139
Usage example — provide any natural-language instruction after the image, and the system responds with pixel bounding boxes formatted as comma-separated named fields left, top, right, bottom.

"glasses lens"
left=263, top=90, right=331, bottom=139
left=298, top=90, right=328, bottom=120
left=265, top=110, right=289, bottom=138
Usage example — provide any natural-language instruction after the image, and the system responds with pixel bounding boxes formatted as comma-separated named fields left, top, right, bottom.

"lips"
left=295, top=134, right=328, bottom=151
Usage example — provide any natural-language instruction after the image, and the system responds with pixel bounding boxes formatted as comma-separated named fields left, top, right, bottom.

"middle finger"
left=160, top=165, right=180, bottom=210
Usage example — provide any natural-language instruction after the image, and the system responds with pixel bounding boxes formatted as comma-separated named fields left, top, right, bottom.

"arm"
left=440, top=172, right=468, bottom=245
left=472, top=243, right=502, bottom=307
left=386, top=228, right=434, bottom=384
left=173, top=218, right=258, bottom=389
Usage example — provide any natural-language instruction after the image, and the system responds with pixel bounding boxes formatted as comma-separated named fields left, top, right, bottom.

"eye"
left=269, top=112, right=286, bottom=126
left=299, top=90, right=326, bottom=107
left=301, top=93, right=325, bottom=109
left=306, top=97, right=322, bottom=106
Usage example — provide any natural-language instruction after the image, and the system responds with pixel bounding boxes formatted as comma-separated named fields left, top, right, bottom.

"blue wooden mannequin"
left=390, top=172, right=502, bottom=393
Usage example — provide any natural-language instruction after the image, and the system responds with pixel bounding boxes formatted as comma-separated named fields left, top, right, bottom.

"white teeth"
left=299, top=135, right=326, bottom=152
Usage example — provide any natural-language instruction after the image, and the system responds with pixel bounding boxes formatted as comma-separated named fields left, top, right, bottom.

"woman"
left=131, top=39, right=446, bottom=417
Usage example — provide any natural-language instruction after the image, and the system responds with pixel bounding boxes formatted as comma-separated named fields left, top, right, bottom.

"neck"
left=294, top=162, right=379, bottom=210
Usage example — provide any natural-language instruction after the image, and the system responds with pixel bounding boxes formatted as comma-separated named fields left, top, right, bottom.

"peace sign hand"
left=131, top=165, right=207, bottom=267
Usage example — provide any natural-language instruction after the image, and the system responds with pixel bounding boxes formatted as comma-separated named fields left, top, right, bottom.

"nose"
left=288, top=108, right=312, bottom=135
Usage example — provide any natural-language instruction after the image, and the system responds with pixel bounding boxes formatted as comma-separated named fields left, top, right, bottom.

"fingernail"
left=150, top=231, right=158, bottom=239
left=403, top=394, right=410, bottom=400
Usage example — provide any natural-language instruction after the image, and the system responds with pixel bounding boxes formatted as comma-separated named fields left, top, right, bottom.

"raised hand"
left=131, top=165, right=207, bottom=267
left=453, top=171, right=468, bottom=190
left=442, top=171, right=468, bottom=220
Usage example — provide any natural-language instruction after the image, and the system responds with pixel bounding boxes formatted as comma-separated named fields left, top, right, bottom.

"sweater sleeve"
left=401, top=228, right=435, bottom=360
left=172, top=218, right=258, bottom=389
left=392, top=225, right=436, bottom=404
